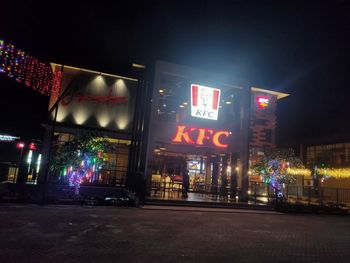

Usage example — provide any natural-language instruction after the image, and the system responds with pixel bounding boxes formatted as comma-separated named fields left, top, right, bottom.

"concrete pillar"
left=211, top=157, right=219, bottom=194
left=239, top=85, right=251, bottom=202
left=37, top=125, right=53, bottom=184
left=220, top=155, right=228, bottom=196
left=205, top=156, right=211, bottom=191
left=230, top=153, right=239, bottom=198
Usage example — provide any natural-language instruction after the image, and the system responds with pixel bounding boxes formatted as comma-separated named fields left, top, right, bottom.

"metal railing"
left=248, top=181, right=350, bottom=208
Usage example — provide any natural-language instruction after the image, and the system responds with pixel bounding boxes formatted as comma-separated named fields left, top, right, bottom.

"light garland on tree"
left=52, top=136, right=110, bottom=195
left=0, top=39, right=57, bottom=96
left=286, top=168, right=312, bottom=176
left=61, top=153, right=107, bottom=195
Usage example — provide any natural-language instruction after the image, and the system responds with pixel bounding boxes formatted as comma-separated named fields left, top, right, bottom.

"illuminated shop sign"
left=256, top=96, right=269, bottom=108
left=191, top=84, right=221, bottom=120
left=172, top=125, right=231, bottom=148
left=61, top=88, right=128, bottom=107
left=50, top=65, right=137, bottom=132
left=0, top=134, right=19, bottom=142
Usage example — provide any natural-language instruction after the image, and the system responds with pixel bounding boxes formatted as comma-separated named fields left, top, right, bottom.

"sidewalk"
left=142, top=205, right=281, bottom=215
left=145, top=197, right=275, bottom=211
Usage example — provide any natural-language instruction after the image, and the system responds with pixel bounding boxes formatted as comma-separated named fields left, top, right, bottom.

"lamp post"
left=16, top=141, right=25, bottom=183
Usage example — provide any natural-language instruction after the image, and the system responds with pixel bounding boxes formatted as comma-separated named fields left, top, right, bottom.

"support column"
left=239, top=85, right=251, bottom=202
left=220, top=155, right=228, bottom=196
left=37, top=125, right=53, bottom=184
left=205, top=156, right=211, bottom=192
left=230, top=153, right=239, bottom=199
left=211, top=157, right=219, bottom=194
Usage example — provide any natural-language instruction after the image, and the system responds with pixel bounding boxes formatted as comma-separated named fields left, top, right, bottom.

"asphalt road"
left=0, top=204, right=349, bottom=263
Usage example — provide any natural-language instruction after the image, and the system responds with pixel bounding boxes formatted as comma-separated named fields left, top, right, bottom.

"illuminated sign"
left=61, top=88, right=128, bottom=107
left=0, top=134, right=19, bottom=142
left=256, top=96, right=269, bottom=108
left=29, top=142, right=37, bottom=150
left=172, top=125, right=231, bottom=148
left=50, top=65, right=137, bottom=132
left=16, top=142, right=25, bottom=149
left=191, top=84, right=221, bottom=120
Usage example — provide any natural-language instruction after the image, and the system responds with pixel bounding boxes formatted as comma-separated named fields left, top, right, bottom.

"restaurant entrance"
left=145, top=61, right=250, bottom=202
left=150, top=150, right=240, bottom=200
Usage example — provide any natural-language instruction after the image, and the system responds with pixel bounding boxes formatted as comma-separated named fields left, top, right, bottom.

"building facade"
left=36, top=61, right=288, bottom=202
left=38, top=64, right=147, bottom=189
left=146, top=61, right=288, bottom=199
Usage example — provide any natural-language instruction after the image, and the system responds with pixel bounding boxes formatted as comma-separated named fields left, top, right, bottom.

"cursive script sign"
left=61, top=88, right=128, bottom=106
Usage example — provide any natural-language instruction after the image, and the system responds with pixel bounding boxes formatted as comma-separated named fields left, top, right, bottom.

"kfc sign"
left=172, top=125, right=231, bottom=148
left=256, top=96, right=269, bottom=108
left=191, top=84, right=221, bottom=120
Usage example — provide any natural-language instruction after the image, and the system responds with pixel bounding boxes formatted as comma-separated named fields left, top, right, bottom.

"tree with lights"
left=251, top=148, right=303, bottom=197
left=50, top=134, right=110, bottom=195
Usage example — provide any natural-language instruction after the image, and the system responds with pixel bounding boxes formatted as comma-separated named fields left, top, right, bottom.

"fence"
left=248, top=181, right=350, bottom=208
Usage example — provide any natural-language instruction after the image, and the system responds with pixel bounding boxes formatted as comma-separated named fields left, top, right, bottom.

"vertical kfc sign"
left=191, top=84, right=221, bottom=120
left=256, top=96, right=269, bottom=109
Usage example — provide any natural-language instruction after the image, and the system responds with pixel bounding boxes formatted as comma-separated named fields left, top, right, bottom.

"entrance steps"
left=145, top=198, right=274, bottom=211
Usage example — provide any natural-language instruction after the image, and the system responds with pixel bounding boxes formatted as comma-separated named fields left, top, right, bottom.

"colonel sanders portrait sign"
left=191, top=84, right=221, bottom=120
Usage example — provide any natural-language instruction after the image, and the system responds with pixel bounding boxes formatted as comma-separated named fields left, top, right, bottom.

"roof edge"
left=50, top=62, right=138, bottom=82
left=251, top=86, right=290, bottom=100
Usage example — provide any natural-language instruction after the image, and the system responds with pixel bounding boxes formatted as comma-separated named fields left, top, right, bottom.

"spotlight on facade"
left=98, top=114, right=110, bottom=127
left=132, top=63, right=146, bottom=69
left=73, top=109, right=89, bottom=125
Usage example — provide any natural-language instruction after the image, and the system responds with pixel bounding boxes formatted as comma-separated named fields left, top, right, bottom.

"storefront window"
left=50, top=133, right=130, bottom=186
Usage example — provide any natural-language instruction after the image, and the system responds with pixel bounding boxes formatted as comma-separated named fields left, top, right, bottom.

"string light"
left=51, top=67, right=62, bottom=100
left=317, top=168, right=350, bottom=179
left=286, top=168, right=311, bottom=176
left=0, top=39, right=58, bottom=96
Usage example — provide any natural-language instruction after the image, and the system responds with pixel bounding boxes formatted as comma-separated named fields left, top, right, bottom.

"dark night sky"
left=1, top=0, right=350, bottom=145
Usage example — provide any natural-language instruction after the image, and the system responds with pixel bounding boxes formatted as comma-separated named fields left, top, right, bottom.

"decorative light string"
left=51, top=67, right=62, bottom=100
left=285, top=167, right=350, bottom=179
left=0, top=39, right=58, bottom=96
left=286, top=168, right=312, bottom=176
left=317, top=168, right=350, bottom=179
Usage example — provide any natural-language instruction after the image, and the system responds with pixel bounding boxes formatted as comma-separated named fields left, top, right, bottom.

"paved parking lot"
left=0, top=204, right=349, bottom=262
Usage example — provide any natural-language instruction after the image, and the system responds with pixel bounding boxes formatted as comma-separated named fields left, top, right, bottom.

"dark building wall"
left=249, top=92, right=277, bottom=148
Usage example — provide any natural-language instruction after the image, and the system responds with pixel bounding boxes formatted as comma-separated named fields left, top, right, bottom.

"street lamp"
left=16, top=142, right=25, bottom=183
left=16, top=141, right=25, bottom=160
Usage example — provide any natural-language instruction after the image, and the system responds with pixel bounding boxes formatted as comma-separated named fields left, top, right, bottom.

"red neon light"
left=195, top=128, right=214, bottom=145
left=213, top=131, right=230, bottom=148
left=16, top=142, right=25, bottom=149
left=29, top=142, right=37, bottom=150
left=172, top=125, right=230, bottom=148
left=256, top=96, right=269, bottom=108
left=61, top=88, right=128, bottom=107
left=172, top=125, right=195, bottom=144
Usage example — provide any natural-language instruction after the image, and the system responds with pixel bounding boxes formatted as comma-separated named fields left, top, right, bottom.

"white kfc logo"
left=191, top=84, right=221, bottom=120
